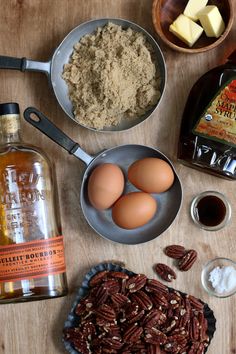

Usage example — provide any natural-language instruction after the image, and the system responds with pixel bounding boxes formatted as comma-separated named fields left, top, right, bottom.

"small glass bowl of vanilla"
left=201, top=257, right=236, bottom=298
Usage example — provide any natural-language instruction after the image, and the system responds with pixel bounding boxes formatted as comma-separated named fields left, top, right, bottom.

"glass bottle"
left=0, top=103, right=68, bottom=303
left=178, top=50, right=236, bottom=180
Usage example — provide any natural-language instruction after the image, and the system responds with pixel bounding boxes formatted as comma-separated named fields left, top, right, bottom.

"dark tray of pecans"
left=63, top=263, right=216, bottom=354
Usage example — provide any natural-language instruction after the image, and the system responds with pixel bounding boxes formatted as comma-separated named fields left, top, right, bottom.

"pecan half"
left=132, top=341, right=146, bottom=351
left=103, top=279, right=120, bottom=294
left=198, top=312, right=209, bottom=342
left=163, top=342, right=178, bottom=353
left=127, top=309, right=145, bottom=324
left=178, top=250, right=198, bottom=271
left=81, top=322, right=96, bottom=338
left=123, top=323, right=143, bottom=343
left=111, top=293, right=129, bottom=308
left=102, top=337, right=123, bottom=350
left=179, top=298, right=191, bottom=328
left=164, top=245, right=186, bottom=259
left=124, top=302, right=139, bottom=321
left=108, top=271, right=129, bottom=279
left=131, top=290, right=153, bottom=311
left=64, top=330, right=90, bottom=354
left=163, top=319, right=178, bottom=333
left=101, top=347, right=117, bottom=354
left=142, top=309, right=166, bottom=328
left=187, top=295, right=204, bottom=311
left=168, top=292, right=182, bottom=309
left=147, top=344, right=162, bottom=354
left=155, top=263, right=177, bottom=282
left=150, top=292, right=168, bottom=308
left=75, top=302, right=86, bottom=316
left=94, top=285, right=108, bottom=306
left=106, top=323, right=121, bottom=337
left=126, top=274, right=147, bottom=292
left=73, top=338, right=90, bottom=354
left=75, top=296, right=93, bottom=316
left=95, top=304, right=116, bottom=322
left=166, top=334, right=187, bottom=347
left=89, top=270, right=108, bottom=287
left=144, top=328, right=167, bottom=345
left=188, top=341, right=205, bottom=354
left=145, top=279, right=169, bottom=296
left=190, top=316, right=200, bottom=341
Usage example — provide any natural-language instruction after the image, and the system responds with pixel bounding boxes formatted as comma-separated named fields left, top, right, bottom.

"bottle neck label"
left=0, top=236, right=66, bottom=283
left=193, top=77, right=236, bottom=147
left=0, top=114, right=21, bottom=144
left=1, top=114, right=20, bottom=134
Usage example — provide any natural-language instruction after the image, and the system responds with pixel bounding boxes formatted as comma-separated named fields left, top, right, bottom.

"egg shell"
left=128, top=157, right=174, bottom=194
left=112, top=192, right=157, bottom=229
left=88, top=163, right=124, bottom=210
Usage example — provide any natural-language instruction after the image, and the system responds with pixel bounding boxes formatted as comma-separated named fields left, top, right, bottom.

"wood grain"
left=0, top=0, right=235, bottom=353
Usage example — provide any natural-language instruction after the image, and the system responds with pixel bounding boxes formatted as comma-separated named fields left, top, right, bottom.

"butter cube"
left=183, top=0, right=209, bottom=21
left=198, top=6, right=225, bottom=38
left=169, top=14, right=204, bottom=47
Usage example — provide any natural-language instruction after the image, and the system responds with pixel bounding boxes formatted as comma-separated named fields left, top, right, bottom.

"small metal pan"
left=0, top=18, right=166, bottom=132
left=24, top=107, right=182, bottom=245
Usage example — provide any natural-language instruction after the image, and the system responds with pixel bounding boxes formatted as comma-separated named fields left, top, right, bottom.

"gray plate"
left=24, top=108, right=182, bottom=245
left=0, top=18, right=166, bottom=132
left=51, top=18, right=166, bottom=131
left=81, top=145, right=182, bottom=245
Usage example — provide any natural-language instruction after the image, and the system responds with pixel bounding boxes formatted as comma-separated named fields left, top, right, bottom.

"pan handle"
left=0, top=56, right=51, bottom=75
left=23, top=107, right=94, bottom=165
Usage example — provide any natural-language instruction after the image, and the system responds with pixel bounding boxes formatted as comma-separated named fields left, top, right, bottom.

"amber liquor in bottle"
left=0, top=103, right=68, bottom=303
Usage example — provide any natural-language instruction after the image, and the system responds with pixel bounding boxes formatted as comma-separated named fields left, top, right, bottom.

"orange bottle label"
left=193, top=78, right=236, bottom=146
left=0, top=236, right=66, bottom=283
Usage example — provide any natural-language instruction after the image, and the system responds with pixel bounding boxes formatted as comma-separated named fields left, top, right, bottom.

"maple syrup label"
left=0, top=236, right=66, bottom=283
left=193, top=78, right=236, bottom=147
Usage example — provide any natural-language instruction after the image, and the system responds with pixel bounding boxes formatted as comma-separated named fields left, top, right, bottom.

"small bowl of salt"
left=201, top=257, right=236, bottom=298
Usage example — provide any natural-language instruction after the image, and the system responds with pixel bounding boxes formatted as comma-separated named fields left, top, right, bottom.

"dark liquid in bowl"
left=196, top=196, right=226, bottom=227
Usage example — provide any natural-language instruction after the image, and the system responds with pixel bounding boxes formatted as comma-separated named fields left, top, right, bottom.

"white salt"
left=209, top=266, right=236, bottom=294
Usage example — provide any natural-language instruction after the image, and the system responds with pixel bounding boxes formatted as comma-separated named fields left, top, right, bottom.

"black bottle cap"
left=0, top=103, right=20, bottom=116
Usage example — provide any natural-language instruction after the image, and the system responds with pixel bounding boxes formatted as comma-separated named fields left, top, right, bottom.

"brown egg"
left=88, top=163, right=124, bottom=210
left=128, top=157, right=174, bottom=193
left=112, top=192, right=157, bottom=229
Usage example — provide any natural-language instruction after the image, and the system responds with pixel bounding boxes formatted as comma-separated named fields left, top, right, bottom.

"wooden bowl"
left=152, top=0, right=234, bottom=53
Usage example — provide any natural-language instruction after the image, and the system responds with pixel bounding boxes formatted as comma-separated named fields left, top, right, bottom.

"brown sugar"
left=62, top=23, right=161, bottom=129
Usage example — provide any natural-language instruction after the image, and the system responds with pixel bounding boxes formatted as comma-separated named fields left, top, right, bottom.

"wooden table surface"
left=0, top=0, right=235, bottom=353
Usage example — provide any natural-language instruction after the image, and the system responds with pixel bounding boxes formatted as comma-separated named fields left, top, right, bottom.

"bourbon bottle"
left=178, top=50, right=236, bottom=180
left=0, top=103, right=67, bottom=303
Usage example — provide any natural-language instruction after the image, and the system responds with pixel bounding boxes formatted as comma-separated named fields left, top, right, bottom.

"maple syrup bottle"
left=0, top=103, right=68, bottom=303
left=178, top=50, right=236, bottom=180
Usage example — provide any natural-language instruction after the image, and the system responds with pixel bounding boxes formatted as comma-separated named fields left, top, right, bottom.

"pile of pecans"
left=64, top=270, right=210, bottom=354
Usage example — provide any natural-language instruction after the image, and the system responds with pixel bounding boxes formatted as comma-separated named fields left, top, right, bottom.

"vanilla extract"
left=195, top=195, right=227, bottom=227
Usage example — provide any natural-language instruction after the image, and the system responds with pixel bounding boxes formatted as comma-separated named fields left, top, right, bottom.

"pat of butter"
left=169, top=14, right=204, bottom=47
left=183, top=0, right=208, bottom=21
left=198, top=5, right=225, bottom=38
